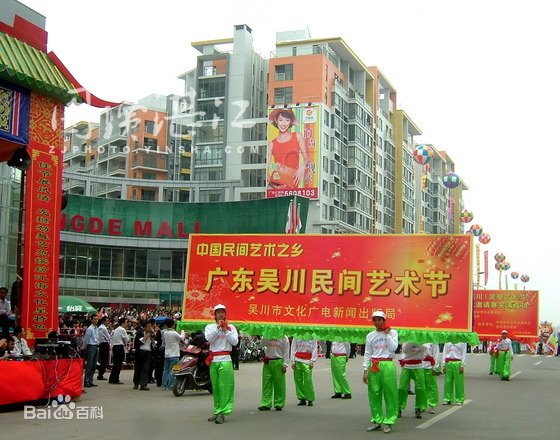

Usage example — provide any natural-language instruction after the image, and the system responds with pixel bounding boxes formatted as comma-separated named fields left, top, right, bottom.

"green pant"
left=260, top=359, right=286, bottom=408
left=330, top=355, right=351, bottom=395
left=423, top=369, right=439, bottom=408
left=496, top=351, right=511, bottom=380
left=489, top=353, right=497, bottom=374
left=210, top=361, right=235, bottom=415
left=293, top=362, right=315, bottom=402
left=367, top=361, right=398, bottom=426
left=398, top=368, right=427, bottom=411
left=443, top=360, right=464, bottom=404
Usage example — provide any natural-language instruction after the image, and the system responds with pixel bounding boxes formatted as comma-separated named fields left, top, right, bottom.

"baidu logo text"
left=24, top=394, right=103, bottom=420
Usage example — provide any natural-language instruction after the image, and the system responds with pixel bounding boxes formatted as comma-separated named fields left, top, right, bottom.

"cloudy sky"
left=21, top=0, right=560, bottom=325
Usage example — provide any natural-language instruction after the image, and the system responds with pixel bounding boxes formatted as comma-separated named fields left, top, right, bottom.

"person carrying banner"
left=330, top=341, right=352, bottom=399
left=362, top=310, right=399, bottom=434
left=488, top=339, right=498, bottom=375
left=258, top=336, right=290, bottom=411
left=205, top=304, right=239, bottom=424
left=442, top=341, right=467, bottom=405
left=495, top=330, right=513, bottom=381
left=422, top=342, right=440, bottom=414
left=398, top=342, right=427, bottom=419
left=290, top=337, right=318, bottom=406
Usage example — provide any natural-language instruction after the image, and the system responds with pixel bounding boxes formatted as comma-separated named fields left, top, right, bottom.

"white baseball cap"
left=372, top=310, right=386, bottom=320
left=501, top=329, right=508, bottom=334
left=213, top=304, right=226, bottom=312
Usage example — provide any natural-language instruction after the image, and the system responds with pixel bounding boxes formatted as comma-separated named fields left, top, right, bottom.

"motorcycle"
left=172, top=344, right=213, bottom=396
left=240, top=336, right=265, bottom=363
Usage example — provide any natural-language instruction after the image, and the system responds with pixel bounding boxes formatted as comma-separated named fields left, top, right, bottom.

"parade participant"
left=258, top=335, right=290, bottom=411
left=488, top=339, right=498, bottom=375
left=12, top=326, right=32, bottom=356
left=205, top=304, right=239, bottom=424
left=495, top=330, right=514, bottom=381
left=290, top=337, right=318, bottom=407
left=442, top=341, right=467, bottom=405
left=362, top=310, right=399, bottom=434
left=83, top=315, right=99, bottom=388
left=398, top=342, right=427, bottom=419
left=330, top=341, right=352, bottom=399
left=0, top=287, right=12, bottom=338
left=422, top=342, right=440, bottom=414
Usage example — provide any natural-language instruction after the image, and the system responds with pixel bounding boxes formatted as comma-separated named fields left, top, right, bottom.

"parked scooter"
left=172, top=343, right=212, bottom=396
left=240, top=336, right=265, bottom=363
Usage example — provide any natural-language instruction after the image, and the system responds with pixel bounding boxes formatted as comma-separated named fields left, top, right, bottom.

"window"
left=141, top=189, right=156, bottom=201
left=145, top=120, right=155, bottom=134
left=275, top=64, right=293, bottom=81
left=274, top=87, right=293, bottom=105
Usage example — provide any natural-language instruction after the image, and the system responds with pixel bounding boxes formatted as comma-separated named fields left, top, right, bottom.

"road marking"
left=416, top=399, right=472, bottom=429
left=510, top=371, right=521, bottom=378
left=534, top=361, right=543, bottom=365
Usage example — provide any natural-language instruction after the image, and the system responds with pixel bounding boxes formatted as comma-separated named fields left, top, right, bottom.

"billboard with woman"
left=266, top=106, right=320, bottom=199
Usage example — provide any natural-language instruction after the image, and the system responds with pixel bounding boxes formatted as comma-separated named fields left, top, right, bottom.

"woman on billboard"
left=268, top=108, right=312, bottom=189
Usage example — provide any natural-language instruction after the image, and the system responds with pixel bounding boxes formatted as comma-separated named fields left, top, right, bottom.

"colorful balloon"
left=510, top=271, right=519, bottom=279
left=501, top=261, right=511, bottom=271
left=460, top=209, right=474, bottom=223
left=443, top=172, right=461, bottom=189
left=413, top=144, right=434, bottom=165
left=470, top=224, right=483, bottom=236
left=478, top=233, right=491, bottom=244
left=494, top=253, right=506, bottom=263
left=495, top=262, right=503, bottom=270
left=520, top=274, right=530, bottom=283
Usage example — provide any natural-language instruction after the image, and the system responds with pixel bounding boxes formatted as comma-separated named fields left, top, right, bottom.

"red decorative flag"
left=484, top=250, right=488, bottom=286
left=285, top=197, right=301, bottom=234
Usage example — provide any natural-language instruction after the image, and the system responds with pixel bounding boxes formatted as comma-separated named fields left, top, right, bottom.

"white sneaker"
left=383, top=425, right=392, bottom=434
left=428, top=408, right=436, bottom=414
left=366, top=424, right=382, bottom=432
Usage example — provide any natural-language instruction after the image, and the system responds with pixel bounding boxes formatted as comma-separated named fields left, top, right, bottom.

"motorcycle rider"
left=205, top=304, right=239, bottom=424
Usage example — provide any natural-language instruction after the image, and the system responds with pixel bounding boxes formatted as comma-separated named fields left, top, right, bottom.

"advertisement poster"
left=473, top=289, right=539, bottom=340
left=266, top=106, right=319, bottom=199
left=183, top=234, right=472, bottom=333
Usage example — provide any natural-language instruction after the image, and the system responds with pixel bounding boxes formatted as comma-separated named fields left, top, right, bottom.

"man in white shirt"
left=258, top=336, right=290, bottom=411
left=205, top=304, right=239, bottom=424
left=12, top=326, right=32, bottom=356
left=495, top=330, right=514, bottom=381
left=442, top=341, right=467, bottom=405
left=109, top=317, right=129, bottom=384
left=97, top=316, right=111, bottom=380
left=362, top=310, right=399, bottom=434
left=330, top=341, right=352, bottom=399
left=161, top=318, right=187, bottom=391
left=290, top=337, right=318, bottom=407
left=83, top=315, right=99, bottom=388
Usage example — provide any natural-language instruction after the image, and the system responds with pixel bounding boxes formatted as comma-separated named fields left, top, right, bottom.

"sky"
left=19, top=0, right=560, bottom=325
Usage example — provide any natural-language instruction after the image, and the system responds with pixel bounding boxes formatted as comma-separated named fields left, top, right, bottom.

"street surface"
left=2, top=353, right=559, bottom=440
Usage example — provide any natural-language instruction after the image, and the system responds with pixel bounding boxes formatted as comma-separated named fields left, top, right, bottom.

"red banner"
left=183, top=234, right=473, bottom=331
left=21, top=141, right=62, bottom=342
left=473, top=289, right=539, bottom=340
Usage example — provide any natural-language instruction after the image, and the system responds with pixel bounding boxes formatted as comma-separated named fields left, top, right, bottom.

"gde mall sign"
left=59, top=194, right=309, bottom=238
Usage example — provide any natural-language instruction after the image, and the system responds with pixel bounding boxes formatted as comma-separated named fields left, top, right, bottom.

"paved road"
left=2, top=353, right=559, bottom=440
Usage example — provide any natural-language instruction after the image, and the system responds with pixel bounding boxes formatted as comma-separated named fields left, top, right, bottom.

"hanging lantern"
left=495, top=262, right=504, bottom=271
left=501, top=261, right=511, bottom=271
left=413, top=144, right=434, bottom=165
left=494, top=252, right=506, bottom=263
left=460, top=209, right=474, bottom=223
left=520, top=274, right=530, bottom=283
left=478, top=233, right=491, bottom=244
left=470, top=224, right=483, bottom=236
left=443, top=172, right=461, bottom=189
left=510, top=271, right=519, bottom=279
